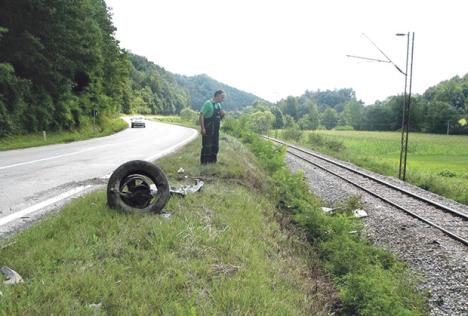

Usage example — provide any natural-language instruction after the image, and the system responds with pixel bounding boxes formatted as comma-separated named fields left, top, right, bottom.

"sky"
left=105, top=0, right=468, bottom=105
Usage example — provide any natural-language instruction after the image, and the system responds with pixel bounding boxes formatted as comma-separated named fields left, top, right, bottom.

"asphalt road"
left=0, top=119, right=197, bottom=233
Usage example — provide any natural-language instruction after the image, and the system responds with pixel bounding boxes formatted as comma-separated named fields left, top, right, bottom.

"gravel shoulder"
left=285, top=152, right=468, bottom=316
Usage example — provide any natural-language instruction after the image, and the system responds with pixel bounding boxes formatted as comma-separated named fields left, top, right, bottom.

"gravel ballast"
left=285, top=151, right=468, bottom=316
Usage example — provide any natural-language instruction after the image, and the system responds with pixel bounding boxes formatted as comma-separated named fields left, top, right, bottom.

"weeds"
left=438, top=169, right=456, bottom=177
left=282, top=128, right=303, bottom=142
left=307, top=132, right=345, bottom=152
left=0, top=134, right=333, bottom=315
left=227, top=128, right=428, bottom=315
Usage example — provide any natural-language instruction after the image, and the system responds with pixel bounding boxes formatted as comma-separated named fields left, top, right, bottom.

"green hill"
left=127, top=54, right=265, bottom=113
left=175, top=73, right=266, bottom=111
left=128, top=53, right=191, bottom=115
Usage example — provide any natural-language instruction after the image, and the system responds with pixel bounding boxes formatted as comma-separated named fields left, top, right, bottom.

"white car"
left=130, top=116, right=145, bottom=128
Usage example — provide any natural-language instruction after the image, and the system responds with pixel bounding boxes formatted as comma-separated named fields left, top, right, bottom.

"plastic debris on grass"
left=170, top=179, right=204, bottom=197
left=1, top=266, right=24, bottom=285
left=321, top=207, right=368, bottom=218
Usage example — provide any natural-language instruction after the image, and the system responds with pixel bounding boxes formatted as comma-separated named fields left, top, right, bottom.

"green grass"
left=148, top=115, right=183, bottom=124
left=0, top=136, right=332, bottom=315
left=279, top=130, right=468, bottom=205
left=0, top=117, right=128, bottom=151
left=234, top=130, right=427, bottom=315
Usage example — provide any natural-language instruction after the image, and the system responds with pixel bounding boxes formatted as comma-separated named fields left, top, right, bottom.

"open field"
left=281, top=130, right=468, bottom=205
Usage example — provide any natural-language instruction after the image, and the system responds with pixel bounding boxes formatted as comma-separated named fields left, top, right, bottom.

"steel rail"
left=266, top=136, right=468, bottom=220
left=265, top=137, right=468, bottom=246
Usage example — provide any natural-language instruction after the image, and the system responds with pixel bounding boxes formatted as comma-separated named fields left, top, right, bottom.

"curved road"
left=0, top=120, right=197, bottom=234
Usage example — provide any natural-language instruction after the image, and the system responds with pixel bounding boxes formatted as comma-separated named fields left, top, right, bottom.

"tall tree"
left=283, top=96, right=299, bottom=120
left=321, top=108, right=338, bottom=130
left=270, top=106, right=284, bottom=129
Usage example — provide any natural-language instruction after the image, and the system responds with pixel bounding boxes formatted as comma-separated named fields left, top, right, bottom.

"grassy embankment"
left=226, top=126, right=427, bottom=315
left=0, top=135, right=334, bottom=315
left=276, top=129, right=468, bottom=205
left=0, top=116, right=128, bottom=151
left=148, top=115, right=183, bottom=124
left=0, top=128, right=427, bottom=315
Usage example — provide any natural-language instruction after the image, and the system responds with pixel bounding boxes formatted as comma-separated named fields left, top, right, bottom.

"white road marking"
left=0, top=127, right=198, bottom=229
left=0, top=185, right=93, bottom=227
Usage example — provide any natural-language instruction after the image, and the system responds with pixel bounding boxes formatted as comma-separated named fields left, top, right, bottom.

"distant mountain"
left=127, top=54, right=263, bottom=114
left=175, top=74, right=265, bottom=111
left=128, top=53, right=190, bottom=114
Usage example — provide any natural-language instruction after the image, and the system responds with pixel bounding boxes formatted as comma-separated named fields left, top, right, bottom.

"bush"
left=307, top=133, right=345, bottom=152
left=179, top=107, right=198, bottom=123
left=221, top=118, right=242, bottom=137
left=282, top=128, right=303, bottom=142
left=334, top=125, right=354, bottom=131
left=438, top=169, right=456, bottom=177
left=246, top=111, right=274, bottom=134
left=307, top=133, right=325, bottom=146
left=326, top=139, right=345, bottom=152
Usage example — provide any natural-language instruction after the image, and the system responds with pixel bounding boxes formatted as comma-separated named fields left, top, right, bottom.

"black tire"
left=107, top=160, right=170, bottom=213
left=131, top=123, right=134, bottom=128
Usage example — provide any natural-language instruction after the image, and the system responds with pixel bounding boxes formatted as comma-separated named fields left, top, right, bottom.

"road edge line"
left=0, top=185, right=93, bottom=227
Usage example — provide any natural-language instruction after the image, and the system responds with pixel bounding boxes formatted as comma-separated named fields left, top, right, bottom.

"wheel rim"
left=118, top=174, right=156, bottom=209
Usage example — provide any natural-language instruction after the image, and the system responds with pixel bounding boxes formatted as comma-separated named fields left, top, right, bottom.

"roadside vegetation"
left=223, top=120, right=427, bottom=315
left=148, top=115, right=183, bottom=124
left=0, top=135, right=335, bottom=315
left=276, top=129, right=468, bottom=205
left=147, top=109, right=200, bottom=128
left=0, top=116, right=127, bottom=151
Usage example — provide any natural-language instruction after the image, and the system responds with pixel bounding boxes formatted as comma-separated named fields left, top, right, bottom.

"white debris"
left=87, top=302, right=102, bottom=311
left=177, top=168, right=185, bottom=174
left=352, top=209, right=368, bottom=218
left=321, top=207, right=336, bottom=214
left=0, top=266, right=24, bottom=285
left=161, top=212, right=172, bottom=219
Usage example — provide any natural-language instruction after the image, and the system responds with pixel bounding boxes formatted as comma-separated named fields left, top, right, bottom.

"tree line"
left=0, top=0, right=131, bottom=136
left=0, top=0, right=192, bottom=137
left=240, top=75, right=468, bottom=135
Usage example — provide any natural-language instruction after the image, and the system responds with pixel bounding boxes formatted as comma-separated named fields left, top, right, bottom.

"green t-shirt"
left=200, top=100, right=222, bottom=118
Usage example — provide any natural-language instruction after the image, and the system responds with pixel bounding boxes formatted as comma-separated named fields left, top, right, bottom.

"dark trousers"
left=200, top=118, right=220, bottom=164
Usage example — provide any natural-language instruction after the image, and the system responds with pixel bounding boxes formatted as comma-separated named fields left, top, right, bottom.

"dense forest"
left=0, top=0, right=131, bottom=136
left=0, top=1, right=224, bottom=136
left=256, top=74, right=468, bottom=135
left=175, top=74, right=263, bottom=111
left=127, top=53, right=190, bottom=115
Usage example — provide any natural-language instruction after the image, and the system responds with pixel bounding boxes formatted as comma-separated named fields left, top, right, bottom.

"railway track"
left=266, top=136, right=468, bottom=247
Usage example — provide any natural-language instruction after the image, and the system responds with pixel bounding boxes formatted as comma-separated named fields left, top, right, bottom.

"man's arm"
left=199, top=113, right=206, bottom=135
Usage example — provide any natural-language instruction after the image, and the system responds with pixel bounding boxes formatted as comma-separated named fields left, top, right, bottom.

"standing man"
left=199, top=90, right=226, bottom=164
